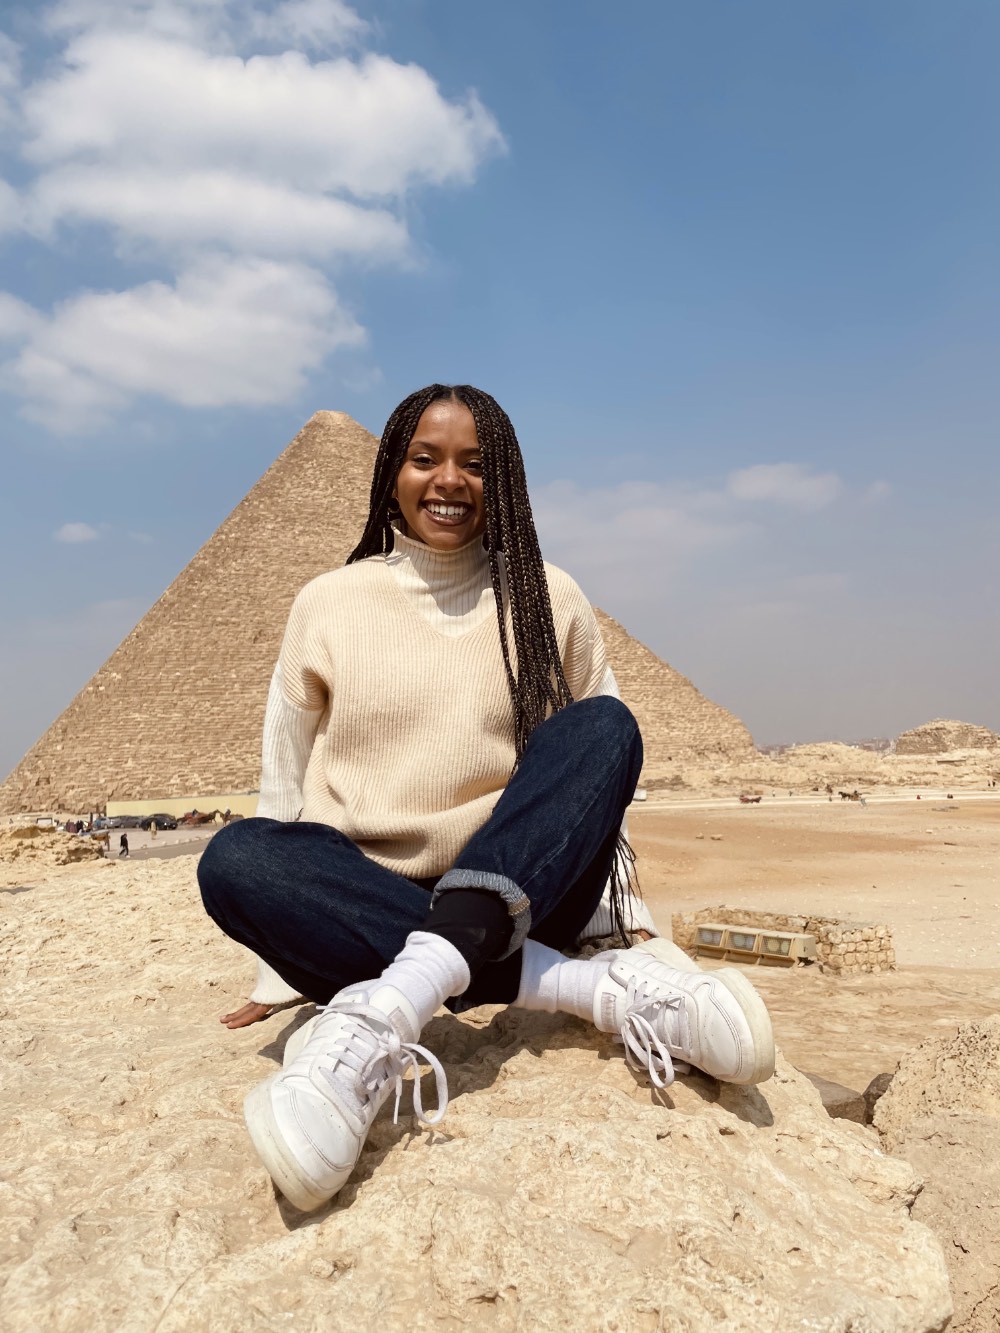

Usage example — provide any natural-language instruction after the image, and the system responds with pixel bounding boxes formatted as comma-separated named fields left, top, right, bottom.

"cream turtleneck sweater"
left=250, top=531, right=657, bottom=1005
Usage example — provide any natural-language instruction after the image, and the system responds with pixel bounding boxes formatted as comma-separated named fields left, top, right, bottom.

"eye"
left=409, top=452, right=435, bottom=467
left=465, top=458, right=483, bottom=474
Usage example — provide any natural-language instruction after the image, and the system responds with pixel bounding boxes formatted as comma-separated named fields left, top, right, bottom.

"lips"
left=422, top=501, right=473, bottom=526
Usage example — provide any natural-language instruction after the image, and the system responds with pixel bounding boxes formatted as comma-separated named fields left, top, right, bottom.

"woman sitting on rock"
left=197, top=384, right=775, bottom=1213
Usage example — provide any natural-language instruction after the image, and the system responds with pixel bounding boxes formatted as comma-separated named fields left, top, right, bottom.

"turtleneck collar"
left=384, top=527, right=496, bottom=634
left=388, top=527, right=490, bottom=581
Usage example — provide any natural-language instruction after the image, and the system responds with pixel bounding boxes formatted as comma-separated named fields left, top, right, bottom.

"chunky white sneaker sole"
left=700, top=967, right=774, bottom=1084
left=244, top=1075, right=354, bottom=1213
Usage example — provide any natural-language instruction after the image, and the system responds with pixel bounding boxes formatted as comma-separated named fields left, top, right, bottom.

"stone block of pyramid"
left=1, top=412, right=753, bottom=813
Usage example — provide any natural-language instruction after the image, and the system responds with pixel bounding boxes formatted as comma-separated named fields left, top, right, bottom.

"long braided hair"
left=348, top=383, right=640, bottom=943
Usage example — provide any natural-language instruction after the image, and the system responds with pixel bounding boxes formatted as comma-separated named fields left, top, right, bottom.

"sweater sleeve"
left=246, top=590, right=329, bottom=1007
left=249, top=954, right=305, bottom=1007
left=560, top=596, right=608, bottom=702
left=575, top=664, right=662, bottom=942
left=256, top=663, right=324, bottom=822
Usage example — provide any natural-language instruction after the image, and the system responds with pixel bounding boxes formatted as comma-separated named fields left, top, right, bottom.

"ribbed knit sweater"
left=249, top=531, right=657, bottom=1005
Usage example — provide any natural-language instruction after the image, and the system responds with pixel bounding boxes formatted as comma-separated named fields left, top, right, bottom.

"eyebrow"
left=408, top=440, right=481, bottom=454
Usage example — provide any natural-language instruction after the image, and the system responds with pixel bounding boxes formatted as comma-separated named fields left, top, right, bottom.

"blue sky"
left=1, top=0, right=998, bottom=778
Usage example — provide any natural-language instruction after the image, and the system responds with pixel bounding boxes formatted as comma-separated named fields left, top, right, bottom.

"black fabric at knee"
left=448, top=949, right=523, bottom=1012
left=423, top=888, right=514, bottom=976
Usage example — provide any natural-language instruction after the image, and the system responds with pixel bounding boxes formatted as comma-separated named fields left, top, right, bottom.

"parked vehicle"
left=140, top=813, right=178, bottom=831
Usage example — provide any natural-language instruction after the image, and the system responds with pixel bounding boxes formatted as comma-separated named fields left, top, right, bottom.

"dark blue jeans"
left=198, top=696, right=642, bottom=1009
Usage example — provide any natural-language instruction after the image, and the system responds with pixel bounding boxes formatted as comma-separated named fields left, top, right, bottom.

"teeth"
left=426, top=504, right=469, bottom=517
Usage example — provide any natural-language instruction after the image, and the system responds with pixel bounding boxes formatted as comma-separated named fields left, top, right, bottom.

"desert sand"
left=3, top=798, right=999, bottom=1329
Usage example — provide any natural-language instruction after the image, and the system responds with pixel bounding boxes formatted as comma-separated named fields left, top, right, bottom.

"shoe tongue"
left=360, top=983, right=420, bottom=1044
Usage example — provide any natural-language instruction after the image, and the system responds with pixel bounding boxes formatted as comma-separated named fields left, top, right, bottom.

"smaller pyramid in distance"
left=1, top=412, right=753, bottom=814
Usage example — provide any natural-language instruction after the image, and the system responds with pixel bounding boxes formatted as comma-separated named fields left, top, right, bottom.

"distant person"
left=198, top=384, right=775, bottom=1214
left=118, top=832, right=129, bottom=858
left=149, top=820, right=158, bottom=840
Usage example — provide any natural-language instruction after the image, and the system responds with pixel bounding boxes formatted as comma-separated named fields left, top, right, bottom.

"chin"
left=423, top=531, right=469, bottom=550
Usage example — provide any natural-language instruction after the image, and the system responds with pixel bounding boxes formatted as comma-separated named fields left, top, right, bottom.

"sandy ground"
left=109, top=827, right=218, bottom=860
left=631, top=795, right=1000, bottom=1090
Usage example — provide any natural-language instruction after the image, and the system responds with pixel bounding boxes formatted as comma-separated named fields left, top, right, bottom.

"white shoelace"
left=618, top=978, right=690, bottom=1089
left=315, top=1001, right=450, bottom=1127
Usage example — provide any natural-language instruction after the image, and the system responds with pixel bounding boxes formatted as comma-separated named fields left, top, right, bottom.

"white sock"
left=514, top=940, right=611, bottom=1023
left=345, top=931, right=471, bottom=1033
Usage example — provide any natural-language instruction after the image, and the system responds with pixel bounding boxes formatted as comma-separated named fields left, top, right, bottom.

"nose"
left=432, top=457, right=466, bottom=493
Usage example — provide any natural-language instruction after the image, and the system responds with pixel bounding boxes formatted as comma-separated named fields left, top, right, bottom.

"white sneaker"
left=282, top=1011, right=320, bottom=1067
left=244, top=983, right=448, bottom=1212
left=592, top=948, right=774, bottom=1087
left=591, top=937, right=701, bottom=973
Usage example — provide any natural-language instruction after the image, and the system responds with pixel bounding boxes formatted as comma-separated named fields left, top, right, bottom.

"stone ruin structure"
left=672, top=905, right=896, bottom=976
left=0, top=412, right=754, bottom=814
left=895, top=718, right=1000, bottom=754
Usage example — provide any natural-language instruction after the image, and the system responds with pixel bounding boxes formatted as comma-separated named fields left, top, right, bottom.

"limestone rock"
left=895, top=719, right=1000, bottom=755
left=875, top=1016, right=1000, bottom=1332
left=0, top=824, right=105, bottom=885
left=801, top=1071, right=867, bottom=1123
left=0, top=857, right=953, bottom=1332
left=863, top=1072, right=894, bottom=1124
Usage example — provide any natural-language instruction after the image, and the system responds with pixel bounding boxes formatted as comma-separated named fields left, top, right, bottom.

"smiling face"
left=393, top=398, right=487, bottom=551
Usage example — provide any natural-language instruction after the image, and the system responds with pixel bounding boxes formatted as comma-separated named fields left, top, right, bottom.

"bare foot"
left=220, top=1001, right=273, bottom=1029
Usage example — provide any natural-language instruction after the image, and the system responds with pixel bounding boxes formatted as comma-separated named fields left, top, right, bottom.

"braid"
left=348, top=383, right=641, bottom=944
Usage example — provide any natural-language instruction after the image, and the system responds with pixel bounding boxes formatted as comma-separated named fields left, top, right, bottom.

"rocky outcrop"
left=875, top=1016, right=1000, bottom=1332
left=895, top=719, right=1000, bottom=755
left=0, top=823, right=105, bottom=885
left=0, top=856, right=953, bottom=1332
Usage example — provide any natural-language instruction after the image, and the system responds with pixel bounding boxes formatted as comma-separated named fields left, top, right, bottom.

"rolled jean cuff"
left=432, top=869, right=531, bottom=958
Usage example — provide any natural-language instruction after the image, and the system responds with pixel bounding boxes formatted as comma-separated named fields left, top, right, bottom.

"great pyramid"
left=0, top=413, right=754, bottom=814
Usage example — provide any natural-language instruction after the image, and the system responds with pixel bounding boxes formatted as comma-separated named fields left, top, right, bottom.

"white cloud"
left=249, top=0, right=368, bottom=51
left=0, top=33, right=19, bottom=131
left=533, top=464, right=854, bottom=611
left=0, top=179, right=24, bottom=236
left=0, top=1, right=504, bottom=435
left=45, top=0, right=366, bottom=52
left=862, top=479, right=891, bottom=504
left=5, top=255, right=362, bottom=431
left=53, top=521, right=100, bottom=542
left=21, top=35, right=502, bottom=198
left=30, top=167, right=410, bottom=259
left=533, top=477, right=756, bottom=608
left=45, top=1, right=225, bottom=44
left=0, top=292, right=42, bottom=340
left=726, top=462, right=843, bottom=510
